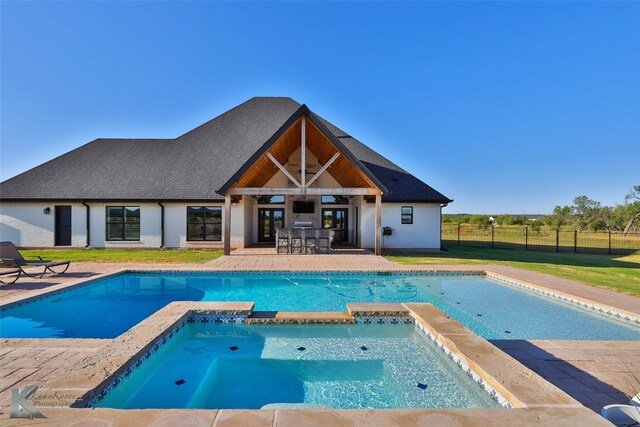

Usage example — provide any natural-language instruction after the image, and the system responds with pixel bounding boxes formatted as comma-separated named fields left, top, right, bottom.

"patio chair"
left=0, top=267, right=21, bottom=284
left=0, top=241, right=70, bottom=279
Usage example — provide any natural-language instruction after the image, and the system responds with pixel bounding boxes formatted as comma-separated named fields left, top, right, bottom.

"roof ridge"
left=175, top=97, right=300, bottom=141
left=93, top=138, right=173, bottom=141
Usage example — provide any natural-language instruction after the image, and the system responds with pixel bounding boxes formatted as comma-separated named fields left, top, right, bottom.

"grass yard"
left=385, top=247, right=640, bottom=296
left=19, top=248, right=224, bottom=264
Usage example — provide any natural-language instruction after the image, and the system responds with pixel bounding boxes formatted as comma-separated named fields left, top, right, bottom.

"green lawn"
left=20, top=248, right=224, bottom=264
left=385, top=247, right=640, bottom=296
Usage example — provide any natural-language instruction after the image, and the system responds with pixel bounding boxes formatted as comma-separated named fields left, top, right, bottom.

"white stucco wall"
left=0, top=202, right=88, bottom=247
left=160, top=202, right=242, bottom=249
left=85, top=203, right=162, bottom=248
left=360, top=201, right=441, bottom=249
left=0, top=199, right=441, bottom=249
left=0, top=201, right=245, bottom=249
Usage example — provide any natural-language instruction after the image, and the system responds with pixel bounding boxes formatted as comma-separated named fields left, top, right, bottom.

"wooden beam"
left=305, top=152, right=340, bottom=188
left=266, top=152, right=301, bottom=188
left=301, top=116, right=306, bottom=188
left=229, top=187, right=379, bottom=196
left=374, top=193, right=382, bottom=256
left=224, top=194, right=231, bottom=255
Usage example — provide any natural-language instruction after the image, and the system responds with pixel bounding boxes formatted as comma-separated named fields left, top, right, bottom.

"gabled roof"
left=218, top=104, right=388, bottom=194
left=0, top=97, right=452, bottom=204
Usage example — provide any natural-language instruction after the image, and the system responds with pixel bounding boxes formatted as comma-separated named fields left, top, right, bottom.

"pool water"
left=1, top=272, right=638, bottom=340
left=94, top=323, right=501, bottom=410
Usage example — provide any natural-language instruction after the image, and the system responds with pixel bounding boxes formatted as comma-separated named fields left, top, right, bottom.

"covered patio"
left=220, top=108, right=387, bottom=255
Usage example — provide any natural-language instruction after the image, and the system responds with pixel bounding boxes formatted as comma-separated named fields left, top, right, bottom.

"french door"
left=322, top=208, right=348, bottom=244
left=258, top=208, right=284, bottom=243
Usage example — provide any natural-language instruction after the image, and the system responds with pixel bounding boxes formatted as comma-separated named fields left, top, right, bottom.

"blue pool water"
left=94, top=323, right=500, bottom=409
left=0, top=272, right=638, bottom=340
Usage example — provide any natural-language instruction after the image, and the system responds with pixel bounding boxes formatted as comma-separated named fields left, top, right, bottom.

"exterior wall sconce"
left=43, top=207, right=51, bottom=215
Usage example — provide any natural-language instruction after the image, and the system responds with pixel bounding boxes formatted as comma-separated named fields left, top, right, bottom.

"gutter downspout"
left=440, top=203, right=449, bottom=252
left=158, top=202, right=165, bottom=248
left=82, top=202, right=90, bottom=247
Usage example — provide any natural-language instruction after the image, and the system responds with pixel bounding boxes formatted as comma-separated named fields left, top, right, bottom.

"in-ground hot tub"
left=91, top=322, right=503, bottom=410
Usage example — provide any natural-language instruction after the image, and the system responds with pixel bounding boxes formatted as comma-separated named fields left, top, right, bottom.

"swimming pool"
left=92, top=322, right=501, bottom=409
left=1, top=271, right=638, bottom=340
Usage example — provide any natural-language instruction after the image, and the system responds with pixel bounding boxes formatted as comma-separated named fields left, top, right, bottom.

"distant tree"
left=623, top=185, right=640, bottom=234
left=468, top=215, right=492, bottom=226
left=572, top=196, right=602, bottom=230
left=544, top=205, right=574, bottom=228
left=493, top=215, right=511, bottom=225
left=610, top=205, right=628, bottom=231
left=442, top=214, right=471, bottom=224
left=510, top=216, right=528, bottom=226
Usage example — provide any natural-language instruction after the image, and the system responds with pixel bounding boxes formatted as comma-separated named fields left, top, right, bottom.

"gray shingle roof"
left=0, top=97, right=452, bottom=203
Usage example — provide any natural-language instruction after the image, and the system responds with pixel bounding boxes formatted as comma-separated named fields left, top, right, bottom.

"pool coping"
left=2, top=268, right=638, bottom=326
left=30, top=302, right=581, bottom=412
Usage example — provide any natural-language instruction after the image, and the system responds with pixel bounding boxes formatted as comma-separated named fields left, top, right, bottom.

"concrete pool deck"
left=1, top=254, right=638, bottom=425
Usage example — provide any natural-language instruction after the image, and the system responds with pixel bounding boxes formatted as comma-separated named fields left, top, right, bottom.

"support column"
left=301, top=116, right=306, bottom=188
left=224, top=194, right=232, bottom=255
left=374, top=193, right=382, bottom=255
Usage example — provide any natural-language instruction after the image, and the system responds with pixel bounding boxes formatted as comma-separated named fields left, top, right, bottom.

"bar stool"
left=305, top=230, right=319, bottom=254
left=276, top=229, right=289, bottom=254
left=289, top=228, right=304, bottom=254
left=317, top=229, right=332, bottom=254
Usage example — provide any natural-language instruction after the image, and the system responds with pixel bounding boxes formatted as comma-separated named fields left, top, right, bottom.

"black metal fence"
left=442, top=224, right=640, bottom=255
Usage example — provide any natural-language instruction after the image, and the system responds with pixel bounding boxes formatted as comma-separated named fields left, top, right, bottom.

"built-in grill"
left=293, top=220, right=314, bottom=229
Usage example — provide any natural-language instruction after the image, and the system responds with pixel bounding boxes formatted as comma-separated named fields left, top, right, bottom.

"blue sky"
left=1, top=2, right=638, bottom=214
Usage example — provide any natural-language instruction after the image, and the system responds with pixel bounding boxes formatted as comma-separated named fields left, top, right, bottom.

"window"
left=256, top=195, right=285, bottom=204
left=321, top=195, right=350, bottom=204
left=106, top=206, right=140, bottom=241
left=187, top=206, right=222, bottom=241
left=401, top=206, right=413, bottom=224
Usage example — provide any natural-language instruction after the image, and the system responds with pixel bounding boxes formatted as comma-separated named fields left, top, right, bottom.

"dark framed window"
left=401, top=206, right=413, bottom=224
left=106, top=206, right=140, bottom=241
left=321, top=195, right=350, bottom=204
left=187, top=206, right=222, bottom=241
left=256, top=195, right=285, bottom=204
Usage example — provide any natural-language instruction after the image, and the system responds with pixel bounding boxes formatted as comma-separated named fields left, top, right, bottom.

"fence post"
left=457, top=223, right=460, bottom=246
left=491, top=224, right=494, bottom=249
left=608, top=230, right=611, bottom=254
left=555, top=229, right=559, bottom=252
left=525, top=226, right=528, bottom=251
left=574, top=230, right=577, bottom=252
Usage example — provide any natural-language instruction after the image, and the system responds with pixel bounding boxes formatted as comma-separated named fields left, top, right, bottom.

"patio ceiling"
left=231, top=115, right=378, bottom=191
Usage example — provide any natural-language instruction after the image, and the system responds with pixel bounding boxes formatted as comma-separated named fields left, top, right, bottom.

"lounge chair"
left=0, top=241, right=70, bottom=279
left=0, top=267, right=21, bottom=284
left=601, top=404, right=640, bottom=426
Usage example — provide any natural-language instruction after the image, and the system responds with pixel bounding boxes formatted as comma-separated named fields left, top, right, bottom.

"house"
left=0, top=97, right=452, bottom=255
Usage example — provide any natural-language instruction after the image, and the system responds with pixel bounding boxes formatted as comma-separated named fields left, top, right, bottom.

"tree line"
left=443, top=185, right=640, bottom=232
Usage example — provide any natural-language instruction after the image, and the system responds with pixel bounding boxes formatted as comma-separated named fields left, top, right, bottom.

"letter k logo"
left=10, top=385, right=46, bottom=419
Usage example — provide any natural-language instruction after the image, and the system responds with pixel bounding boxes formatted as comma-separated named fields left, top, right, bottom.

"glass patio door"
left=258, top=208, right=284, bottom=243
left=322, top=208, right=348, bottom=244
